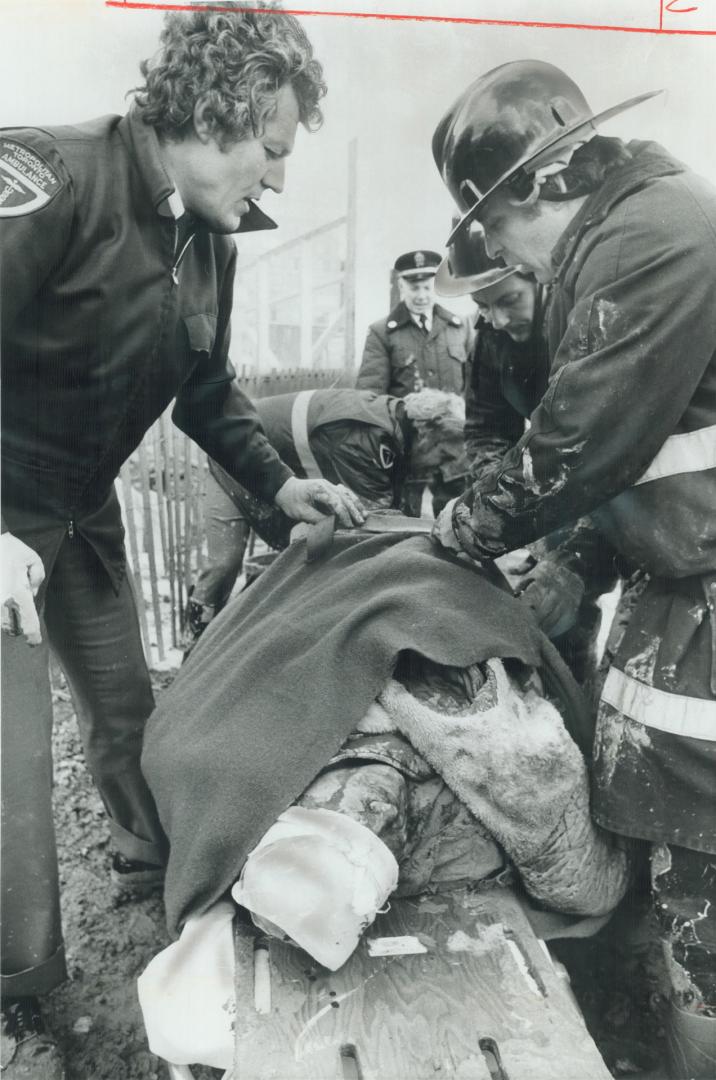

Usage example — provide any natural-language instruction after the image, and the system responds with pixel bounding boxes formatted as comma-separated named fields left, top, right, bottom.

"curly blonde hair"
left=133, top=3, right=326, bottom=145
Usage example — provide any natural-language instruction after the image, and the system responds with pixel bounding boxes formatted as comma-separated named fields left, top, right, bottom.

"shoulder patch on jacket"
left=0, top=138, right=63, bottom=217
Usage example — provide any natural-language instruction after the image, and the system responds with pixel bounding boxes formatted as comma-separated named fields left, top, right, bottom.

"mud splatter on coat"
left=448, top=141, right=716, bottom=853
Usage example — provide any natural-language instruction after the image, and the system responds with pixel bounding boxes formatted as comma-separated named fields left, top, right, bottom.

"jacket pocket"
left=183, top=313, right=217, bottom=355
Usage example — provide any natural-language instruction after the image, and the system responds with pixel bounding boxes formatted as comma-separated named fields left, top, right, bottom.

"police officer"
left=432, top=60, right=716, bottom=1077
left=0, top=9, right=362, bottom=1073
left=355, top=250, right=473, bottom=515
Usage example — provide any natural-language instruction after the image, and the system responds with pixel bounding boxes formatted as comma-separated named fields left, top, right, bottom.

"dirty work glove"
left=431, top=498, right=463, bottom=553
left=514, top=561, right=585, bottom=639
left=274, top=477, right=365, bottom=529
left=1, top=532, right=45, bottom=645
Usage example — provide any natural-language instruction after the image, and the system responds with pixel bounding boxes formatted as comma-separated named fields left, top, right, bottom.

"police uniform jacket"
left=448, top=140, right=716, bottom=853
left=0, top=108, right=292, bottom=591
left=355, top=301, right=472, bottom=398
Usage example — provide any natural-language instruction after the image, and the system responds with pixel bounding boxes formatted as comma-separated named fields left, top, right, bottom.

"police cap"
left=394, top=250, right=442, bottom=280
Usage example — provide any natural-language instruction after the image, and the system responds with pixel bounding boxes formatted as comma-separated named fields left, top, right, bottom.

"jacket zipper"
left=171, top=226, right=195, bottom=285
left=68, top=517, right=75, bottom=539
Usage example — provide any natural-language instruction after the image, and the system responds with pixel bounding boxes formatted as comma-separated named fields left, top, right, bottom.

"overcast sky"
left=3, top=1, right=715, bottom=346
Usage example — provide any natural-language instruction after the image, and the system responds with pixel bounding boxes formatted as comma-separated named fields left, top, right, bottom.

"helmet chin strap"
left=535, top=140, right=586, bottom=180
left=509, top=140, right=588, bottom=206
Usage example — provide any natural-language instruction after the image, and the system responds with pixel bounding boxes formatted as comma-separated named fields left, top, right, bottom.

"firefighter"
left=182, top=384, right=469, bottom=654
left=431, top=59, right=716, bottom=1077
left=435, top=226, right=617, bottom=689
left=0, top=8, right=362, bottom=1073
left=355, top=250, right=473, bottom=515
left=182, top=387, right=410, bottom=652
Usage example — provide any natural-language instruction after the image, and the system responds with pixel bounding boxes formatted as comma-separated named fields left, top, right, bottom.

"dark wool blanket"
left=142, top=531, right=588, bottom=935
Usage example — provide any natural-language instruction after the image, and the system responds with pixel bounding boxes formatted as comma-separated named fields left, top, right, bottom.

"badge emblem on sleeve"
left=0, top=138, right=62, bottom=217
left=379, top=444, right=396, bottom=470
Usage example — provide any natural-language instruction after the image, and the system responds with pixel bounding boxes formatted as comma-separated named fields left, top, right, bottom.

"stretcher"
left=165, top=883, right=611, bottom=1080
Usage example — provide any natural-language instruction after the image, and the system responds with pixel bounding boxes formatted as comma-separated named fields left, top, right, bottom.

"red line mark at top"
left=105, top=1, right=716, bottom=36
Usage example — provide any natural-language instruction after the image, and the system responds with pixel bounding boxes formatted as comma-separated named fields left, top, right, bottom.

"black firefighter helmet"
left=432, top=59, right=661, bottom=244
left=435, top=220, right=517, bottom=298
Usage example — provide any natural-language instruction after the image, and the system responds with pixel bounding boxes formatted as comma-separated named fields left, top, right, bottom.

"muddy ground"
left=46, top=672, right=218, bottom=1080
left=46, top=667, right=670, bottom=1080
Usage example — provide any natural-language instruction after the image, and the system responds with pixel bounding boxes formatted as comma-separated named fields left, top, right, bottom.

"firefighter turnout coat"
left=448, top=140, right=716, bottom=853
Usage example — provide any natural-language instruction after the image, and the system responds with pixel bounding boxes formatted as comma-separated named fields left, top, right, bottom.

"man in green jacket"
left=432, top=60, right=716, bottom=1077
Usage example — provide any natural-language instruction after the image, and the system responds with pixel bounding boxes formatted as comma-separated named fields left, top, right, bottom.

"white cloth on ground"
left=138, top=900, right=235, bottom=1070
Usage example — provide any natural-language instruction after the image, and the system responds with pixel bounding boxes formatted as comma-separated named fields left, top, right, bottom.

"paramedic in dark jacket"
left=435, top=228, right=617, bottom=688
left=0, top=9, right=362, bottom=1071
left=432, top=60, right=716, bottom=1077
left=183, top=388, right=410, bottom=650
left=355, top=250, right=473, bottom=515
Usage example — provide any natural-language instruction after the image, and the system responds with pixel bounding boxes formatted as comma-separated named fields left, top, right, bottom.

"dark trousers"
left=1, top=535, right=166, bottom=996
left=191, top=470, right=250, bottom=619
left=553, top=593, right=604, bottom=693
left=652, top=843, right=716, bottom=1006
left=652, top=843, right=716, bottom=1077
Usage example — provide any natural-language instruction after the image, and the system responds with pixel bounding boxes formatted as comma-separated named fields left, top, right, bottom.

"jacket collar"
left=119, top=104, right=277, bottom=234
left=386, top=300, right=461, bottom=333
left=120, top=104, right=175, bottom=214
left=551, top=140, right=685, bottom=279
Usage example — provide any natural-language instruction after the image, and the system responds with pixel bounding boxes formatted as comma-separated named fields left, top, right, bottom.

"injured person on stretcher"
left=138, top=524, right=630, bottom=1071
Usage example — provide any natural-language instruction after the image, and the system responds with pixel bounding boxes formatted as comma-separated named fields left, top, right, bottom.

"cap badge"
left=414, top=251, right=425, bottom=268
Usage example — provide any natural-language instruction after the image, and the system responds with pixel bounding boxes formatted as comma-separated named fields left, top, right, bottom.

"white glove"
left=274, top=477, right=365, bottom=529
left=1, top=532, right=45, bottom=645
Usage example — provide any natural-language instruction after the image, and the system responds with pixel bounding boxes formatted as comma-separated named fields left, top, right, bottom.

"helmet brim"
left=434, top=252, right=517, bottom=298
left=446, top=88, right=663, bottom=244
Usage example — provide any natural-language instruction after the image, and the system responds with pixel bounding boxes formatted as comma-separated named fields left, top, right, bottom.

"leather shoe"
left=0, top=996, right=65, bottom=1079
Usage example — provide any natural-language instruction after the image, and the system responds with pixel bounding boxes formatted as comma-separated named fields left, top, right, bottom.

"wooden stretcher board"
left=231, top=884, right=612, bottom=1079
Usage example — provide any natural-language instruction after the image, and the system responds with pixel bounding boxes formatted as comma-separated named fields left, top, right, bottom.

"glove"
left=1, top=532, right=45, bottom=645
left=431, top=498, right=463, bottom=553
left=514, top=560, right=585, bottom=639
left=274, top=477, right=365, bottom=529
